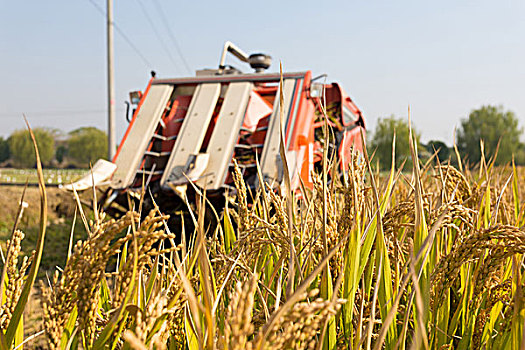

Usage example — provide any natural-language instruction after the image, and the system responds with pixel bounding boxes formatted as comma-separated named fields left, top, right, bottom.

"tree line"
left=369, top=105, right=525, bottom=169
left=0, top=127, right=107, bottom=168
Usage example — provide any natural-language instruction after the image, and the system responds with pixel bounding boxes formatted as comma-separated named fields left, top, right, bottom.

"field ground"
left=0, top=168, right=87, bottom=185
left=0, top=185, right=95, bottom=348
left=0, top=185, right=95, bottom=271
left=0, top=185, right=97, bottom=349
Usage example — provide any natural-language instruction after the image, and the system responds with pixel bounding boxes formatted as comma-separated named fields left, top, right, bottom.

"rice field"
left=0, top=168, right=86, bottom=185
left=1, top=123, right=525, bottom=349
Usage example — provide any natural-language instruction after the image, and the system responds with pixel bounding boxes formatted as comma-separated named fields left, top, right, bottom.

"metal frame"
left=160, top=83, right=221, bottom=186
left=111, top=84, right=173, bottom=189
left=258, top=78, right=298, bottom=184
left=153, top=72, right=307, bottom=85
left=197, top=82, right=253, bottom=189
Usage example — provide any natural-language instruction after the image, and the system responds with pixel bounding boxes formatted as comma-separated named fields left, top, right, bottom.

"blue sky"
left=1, top=0, right=524, bottom=144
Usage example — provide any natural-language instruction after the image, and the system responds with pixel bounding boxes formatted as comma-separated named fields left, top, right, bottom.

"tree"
left=67, top=127, right=107, bottom=167
left=425, top=140, right=450, bottom=163
left=55, top=144, right=67, bottom=164
left=0, top=137, right=10, bottom=163
left=8, top=128, right=55, bottom=167
left=369, top=116, right=421, bottom=170
left=456, top=105, right=523, bottom=166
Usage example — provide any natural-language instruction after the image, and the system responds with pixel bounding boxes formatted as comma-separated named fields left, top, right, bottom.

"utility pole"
left=107, top=0, right=116, bottom=160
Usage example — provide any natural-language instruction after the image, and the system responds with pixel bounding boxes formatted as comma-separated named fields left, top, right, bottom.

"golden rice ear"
left=231, top=158, right=248, bottom=233
left=223, top=274, right=258, bottom=347
left=0, top=182, right=28, bottom=302
left=4, top=117, right=48, bottom=347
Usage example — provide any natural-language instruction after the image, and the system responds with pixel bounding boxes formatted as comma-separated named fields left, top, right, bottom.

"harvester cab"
left=65, top=42, right=366, bottom=220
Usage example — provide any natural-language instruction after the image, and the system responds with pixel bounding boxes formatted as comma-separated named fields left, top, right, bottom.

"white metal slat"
left=197, top=82, right=253, bottom=190
left=111, top=84, right=174, bottom=189
left=285, top=78, right=304, bottom=144
left=258, top=79, right=297, bottom=184
left=160, top=83, right=221, bottom=186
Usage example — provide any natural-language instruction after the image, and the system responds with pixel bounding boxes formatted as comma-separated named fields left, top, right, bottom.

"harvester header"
left=66, top=42, right=366, bottom=220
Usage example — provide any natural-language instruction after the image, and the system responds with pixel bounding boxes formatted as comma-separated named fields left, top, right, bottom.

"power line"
left=151, top=0, right=192, bottom=74
left=84, top=0, right=153, bottom=69
left=134, top=0, right=182, bottom=75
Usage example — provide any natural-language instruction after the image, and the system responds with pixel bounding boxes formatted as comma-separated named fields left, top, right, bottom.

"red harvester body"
left=68, top=42, right=366, bottom=220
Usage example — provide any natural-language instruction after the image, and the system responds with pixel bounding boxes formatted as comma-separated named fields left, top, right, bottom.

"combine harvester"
left=67, top=42, right=366, bottom=221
